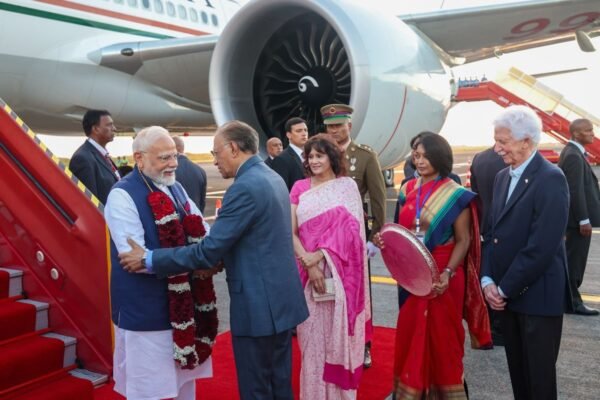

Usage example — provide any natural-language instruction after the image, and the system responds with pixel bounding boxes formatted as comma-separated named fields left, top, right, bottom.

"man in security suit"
left=321, top=103, right=386, bottom=368
left=558, top=118, right=600, bottom=316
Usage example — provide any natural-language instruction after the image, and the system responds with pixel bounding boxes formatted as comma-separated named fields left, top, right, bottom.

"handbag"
left=311, top=260, right=335, bottom=302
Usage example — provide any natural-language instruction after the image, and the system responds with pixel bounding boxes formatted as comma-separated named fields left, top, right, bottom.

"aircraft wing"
left=401, top=0, right=600, bottom=63
left=91, top=35, right=219, bottom=111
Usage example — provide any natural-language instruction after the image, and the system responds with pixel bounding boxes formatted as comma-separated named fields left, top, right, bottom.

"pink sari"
left=291, top=177, right=369, bottom=400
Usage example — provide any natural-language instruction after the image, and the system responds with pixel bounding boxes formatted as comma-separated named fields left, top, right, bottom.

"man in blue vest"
left=105, top=126, right=215, bottom=400
left=120, top=120, right=309, bottom=400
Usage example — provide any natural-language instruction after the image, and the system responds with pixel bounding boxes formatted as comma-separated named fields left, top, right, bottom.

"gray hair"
left=218, top=120, right=259, bottom=154
left=132, top=126, right=172, bottom=152
left=493, top=105, right=542, bottom=145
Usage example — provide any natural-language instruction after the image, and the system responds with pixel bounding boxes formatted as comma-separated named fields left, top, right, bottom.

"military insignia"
left=329, top=106, right=336, bottom=113
left=350, top=157, right=357, bottom=171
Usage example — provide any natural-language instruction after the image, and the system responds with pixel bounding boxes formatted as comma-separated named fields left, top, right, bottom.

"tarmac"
left=201, top=158, right=600, bottom=400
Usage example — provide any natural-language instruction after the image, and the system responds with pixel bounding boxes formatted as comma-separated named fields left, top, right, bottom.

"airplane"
left=1, top=0, right=599, bottom=170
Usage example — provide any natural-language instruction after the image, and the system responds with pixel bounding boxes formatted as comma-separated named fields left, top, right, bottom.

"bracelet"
left=443, top=267, right=455, bottom=278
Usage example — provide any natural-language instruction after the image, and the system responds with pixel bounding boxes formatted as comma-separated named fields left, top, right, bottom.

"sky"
left=38, top=0, right=600, bottom=155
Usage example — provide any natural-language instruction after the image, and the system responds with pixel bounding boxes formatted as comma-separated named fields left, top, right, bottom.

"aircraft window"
left=178, top=5, right=187, bottom=20
left=211, top=14, right=218, bottom=26
left=154, top=0, right=164, bottom=14
left=189, top=8, right=198, bottom=22
left=201, top=11, right=208, bottom=24
left=141, top=0, right=151, bottom=10
left=166, top=1, right=175, bottom=17
left=127, top=0, right=138, bottom=7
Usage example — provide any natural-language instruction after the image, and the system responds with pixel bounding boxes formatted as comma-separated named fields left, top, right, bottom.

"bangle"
left=443, top=267, right=455, bottom=278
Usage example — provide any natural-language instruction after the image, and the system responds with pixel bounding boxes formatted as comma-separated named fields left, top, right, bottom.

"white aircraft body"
left=1, top=0, right=599, bottom=167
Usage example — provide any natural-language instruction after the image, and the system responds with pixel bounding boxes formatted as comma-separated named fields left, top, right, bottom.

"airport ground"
left=198, top=149, right=600, bottom=399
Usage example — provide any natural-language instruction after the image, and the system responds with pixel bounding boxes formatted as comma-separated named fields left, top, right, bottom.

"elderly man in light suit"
left=120, top=120, right=309, bottom=400
left=481, top=106, right=569, bottom=400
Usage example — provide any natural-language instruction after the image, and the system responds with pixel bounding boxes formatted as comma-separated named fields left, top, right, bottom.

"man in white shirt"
left=272, top=117, right=308, bottom=191
left=481, top=105, right=569, bottom=400
left=69, top=110, right=120, bottom=204
left=558, top=119, right=600, bottom=316
left=105, top=126, right=214, bottom=399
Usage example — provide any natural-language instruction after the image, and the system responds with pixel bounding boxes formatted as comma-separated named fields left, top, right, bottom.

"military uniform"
left=321, top=103, right=385, bottom=368
left=344, top=141, right=386, bottom=241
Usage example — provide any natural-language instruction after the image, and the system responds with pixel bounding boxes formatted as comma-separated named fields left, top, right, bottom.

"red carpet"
left=0, top=336, right=65, bottom=390
left=0, top=300, right=37, bottom=341
left=95, top=326, right=395, bottom=400
left=0, top=269, right=9, bottom=298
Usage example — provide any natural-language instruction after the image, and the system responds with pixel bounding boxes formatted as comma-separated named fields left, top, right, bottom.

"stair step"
left=0, top=300, right=39, bottom=341
left=42, top=332, right=77, bottom=368
left=18, top=299, right=49, bottom=331
left=0, top=268, right=23, bottom=297
left=0, top=335, right=67, bottom=391
left=0, top=368, right=94, bottom=400
left=70, top=368, right=109, bottom=386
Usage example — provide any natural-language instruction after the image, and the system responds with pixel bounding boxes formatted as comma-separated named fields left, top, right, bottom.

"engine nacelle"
left=209, top=0, right=453, bottom=168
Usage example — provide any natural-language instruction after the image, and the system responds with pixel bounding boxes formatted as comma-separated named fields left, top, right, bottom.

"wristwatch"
left=443, top=267, right=455, bottom=278
left=141, top=251, right=147, bottom=269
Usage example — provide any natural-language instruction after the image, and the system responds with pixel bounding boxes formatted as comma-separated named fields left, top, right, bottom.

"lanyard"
left=415, top=176, right=441, bottom=233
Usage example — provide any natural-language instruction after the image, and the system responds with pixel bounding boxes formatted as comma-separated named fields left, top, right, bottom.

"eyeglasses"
left=141, top=151, right=178, bottom=163
left=211, top=142, right=231, bottom=157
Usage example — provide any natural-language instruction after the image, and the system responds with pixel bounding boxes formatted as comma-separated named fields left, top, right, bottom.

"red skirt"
left=393, top=243, right=468, bottom=399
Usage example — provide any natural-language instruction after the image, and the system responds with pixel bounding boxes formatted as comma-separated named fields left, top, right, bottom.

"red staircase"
left=0, top=99, right=113, bottom=397
left=455, top=71, right=600, bottom=164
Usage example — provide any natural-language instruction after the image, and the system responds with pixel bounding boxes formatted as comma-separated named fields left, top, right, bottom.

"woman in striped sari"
left=376, top=134, right=491, bottom=399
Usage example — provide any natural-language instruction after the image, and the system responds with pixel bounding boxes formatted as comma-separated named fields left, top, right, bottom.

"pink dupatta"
left=294, top=177, right=368, bottom=390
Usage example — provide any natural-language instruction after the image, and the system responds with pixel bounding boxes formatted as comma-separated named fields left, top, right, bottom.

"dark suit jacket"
left=175, top=154, right=207, bottom=213
left=482, top=152, right=569, bottom=316
left=470, top=147, right=508, bottom=236
left=153, top=156, right=309, bottom=337
left=69, top=140, right=118, bottom=204
left=264, top=156, right=274, bottom=168
left=271, top=146, right=305, bottom=191
left=558, top=142, right=600, bottom=228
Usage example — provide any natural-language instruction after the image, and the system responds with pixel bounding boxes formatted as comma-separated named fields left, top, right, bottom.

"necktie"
left=104, top=153, right=120, bottom=179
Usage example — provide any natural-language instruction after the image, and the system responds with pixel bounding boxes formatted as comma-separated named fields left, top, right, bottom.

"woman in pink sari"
left=290, top=134, right=369, bottom=399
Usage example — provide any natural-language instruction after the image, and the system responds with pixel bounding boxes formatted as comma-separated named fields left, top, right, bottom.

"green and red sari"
left=393, top=177, right=492, bottom=399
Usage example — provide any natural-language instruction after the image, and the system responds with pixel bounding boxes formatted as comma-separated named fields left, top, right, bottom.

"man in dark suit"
left=173, top=136, right=208, bottom=213
left=119, top=121, right=309, bottom=400
left=69, top=110, right=120, bottom=204
left=471, top=147, right=508, bottom=235
left=272, top=117, right=308, bottom=191
left=264, top=137, right=283, bottom=168
left=470, top=146, right=509, bottom=345
left=558, top=119, right=600, bottom=316
left=482, top=106, right=569, bottom=400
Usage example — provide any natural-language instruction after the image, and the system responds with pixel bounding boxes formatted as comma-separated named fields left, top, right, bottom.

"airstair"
left=0, top=99, right=111, bottom=398
left=454, top=67, right=600, bottom=163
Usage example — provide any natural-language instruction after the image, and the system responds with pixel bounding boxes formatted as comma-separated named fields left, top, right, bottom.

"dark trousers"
left=231, top=329, right=294, bottom=400
left=566, top=227, right=592, bottom=307
left=499, top=309, right=563, bottom=400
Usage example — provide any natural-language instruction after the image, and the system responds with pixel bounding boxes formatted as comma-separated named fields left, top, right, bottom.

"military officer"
left=321, top=103, right=386, bottom=368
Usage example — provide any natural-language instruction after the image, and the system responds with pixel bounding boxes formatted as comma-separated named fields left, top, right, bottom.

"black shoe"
left=567, top=304, right=599, bottom=316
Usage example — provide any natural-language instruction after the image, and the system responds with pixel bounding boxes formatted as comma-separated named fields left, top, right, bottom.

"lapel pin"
left=524, top=179, right=528, bottom=184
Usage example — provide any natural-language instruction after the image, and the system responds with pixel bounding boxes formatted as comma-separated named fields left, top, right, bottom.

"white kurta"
left=105, top=183, right=212, bottom=400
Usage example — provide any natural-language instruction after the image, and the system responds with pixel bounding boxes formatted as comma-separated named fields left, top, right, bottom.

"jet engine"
left=209, top=0, right=454, bottom=168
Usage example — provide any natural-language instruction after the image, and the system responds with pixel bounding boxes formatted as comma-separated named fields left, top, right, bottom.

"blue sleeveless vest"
left=110, top=167, right=187, bottom=331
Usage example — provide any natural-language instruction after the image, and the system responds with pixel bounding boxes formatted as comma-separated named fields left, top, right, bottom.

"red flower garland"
left=147, top=191, right=218, bottom=369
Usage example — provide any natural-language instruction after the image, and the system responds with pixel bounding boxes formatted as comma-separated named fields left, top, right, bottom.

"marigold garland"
left=147, top=190, right=218, bottom=369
